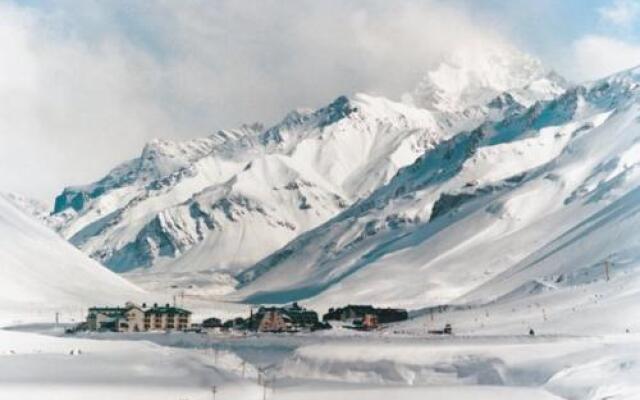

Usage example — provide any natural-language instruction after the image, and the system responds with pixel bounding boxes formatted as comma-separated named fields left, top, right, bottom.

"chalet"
left=324, top=305, right=375, bottom=321
left=252, top=303, right=321, bottom=333
left=87, top=302, right=145, bottom=332
left=144, top=304, right=192, bottom=331
left=323, top=305, right=408, bottom=324
left=257, top=309, right=292, bottom=332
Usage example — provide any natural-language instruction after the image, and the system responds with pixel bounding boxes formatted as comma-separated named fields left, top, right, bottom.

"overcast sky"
left=1, top=0, right=640, bottom=204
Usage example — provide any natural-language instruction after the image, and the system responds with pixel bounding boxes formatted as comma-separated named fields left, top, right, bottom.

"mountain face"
left=0, top=195, right=143, bottom=312
left=407, top=43, right=565, bottom=114
left=51, top=44, right=577, bottom=298
left=234, top=67, right=640, bottom=315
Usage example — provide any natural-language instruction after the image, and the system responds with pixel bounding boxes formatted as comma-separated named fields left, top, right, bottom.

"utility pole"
left=55, top=311, right=59, bottom=326
left=250, top=307, right=254, bottom=332
left=257, top=367, right=265, bottom=386
left=211, top=385, right=217, bottom=400
left=604, top=260, right=611, bottom=281
left=241, top=360, right=246, bottom=378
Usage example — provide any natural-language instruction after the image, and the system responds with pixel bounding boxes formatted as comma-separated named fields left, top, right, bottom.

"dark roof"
left=286, top=309, right=318, bottom=325
left=89, top=307, right=123, bottom=313
left=255, top=304, right=318, bottom=325
left=345, top=305, right=376, bottom=311
left=88, top=307, right=126, bottom=317
left=145, top=306, right=192, bottom=315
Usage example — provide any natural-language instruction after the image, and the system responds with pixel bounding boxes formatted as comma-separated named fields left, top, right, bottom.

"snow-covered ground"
left=3, top=322, right=640, bottom=400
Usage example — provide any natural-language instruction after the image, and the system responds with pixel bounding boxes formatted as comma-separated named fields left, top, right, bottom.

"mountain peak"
left=407, top=43, right=566, bottom=113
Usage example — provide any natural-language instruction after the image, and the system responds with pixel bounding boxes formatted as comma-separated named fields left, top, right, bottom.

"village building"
left=375, top=308, right=409, bottom=323
left=323, top=305, right=408, bottom=324
left=202, top=317, right=222, bottom=329
left=252, top=303, right=320, bottom=332
left=222, top=317, right=247, bottom=330
left=86, top=302, right=192, bottom=332
left=144, top=304, right=192, bottom=331
left=87, top=302, right=145, bottom=332
left=257, top=309, right=292, bottom=332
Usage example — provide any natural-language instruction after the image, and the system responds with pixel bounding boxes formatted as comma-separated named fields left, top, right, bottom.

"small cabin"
left=253, top=303, right=320, bottom=333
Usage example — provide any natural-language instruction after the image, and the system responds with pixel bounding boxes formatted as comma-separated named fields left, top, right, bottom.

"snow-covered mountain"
left=234, top=66, right=640, bottom=320
left=407, top=43, right=565, bottom=114
left=0, top=195, right=143, bottom=313
left=51, top=45, right=565, bottom=294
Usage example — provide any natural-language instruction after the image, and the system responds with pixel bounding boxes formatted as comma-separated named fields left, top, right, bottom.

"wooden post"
left=211, top=385, right=217, bottom=400
left=604, top=260, right=610, bottom=281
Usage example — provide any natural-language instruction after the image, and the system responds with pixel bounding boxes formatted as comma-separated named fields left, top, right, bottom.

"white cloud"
left=0, top=0, right=506, bottom=204
left=570, top=35, right=640, bottom=80
left=598, top=0, right=640, bottom=29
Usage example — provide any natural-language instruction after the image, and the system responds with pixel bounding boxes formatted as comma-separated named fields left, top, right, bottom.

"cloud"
left=598, top=0, right=640, bottom=29
left=569, top=35, right=640, bottom=80
left=0, top=0, right=506, bottom=204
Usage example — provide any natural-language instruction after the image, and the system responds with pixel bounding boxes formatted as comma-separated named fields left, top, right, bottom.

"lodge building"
left=87, top=302, right=192, bottom=332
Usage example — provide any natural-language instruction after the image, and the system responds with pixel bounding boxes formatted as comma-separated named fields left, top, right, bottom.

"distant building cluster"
left=80, top=301, right=410, bottom=334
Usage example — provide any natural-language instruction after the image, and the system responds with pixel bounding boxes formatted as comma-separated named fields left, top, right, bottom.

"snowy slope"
left=235, top=66, right=640, bottom=320
left=52, top=46, right=563, bottom=284
left=1, top=192, right=64, bottom=230
left=0, top=195, right=143, bottom=312
left=51, top=95, right=456, bottom=278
